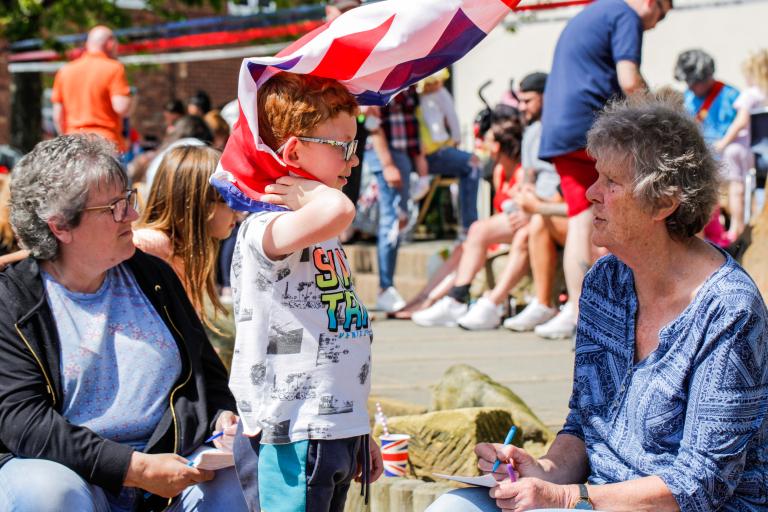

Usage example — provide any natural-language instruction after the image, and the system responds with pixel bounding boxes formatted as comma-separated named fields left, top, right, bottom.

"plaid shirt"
left=381, top=86, right=421, bottom=157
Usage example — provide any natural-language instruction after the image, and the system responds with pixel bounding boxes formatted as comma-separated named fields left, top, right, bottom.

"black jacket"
left=0, top=250, right=236, bottom=509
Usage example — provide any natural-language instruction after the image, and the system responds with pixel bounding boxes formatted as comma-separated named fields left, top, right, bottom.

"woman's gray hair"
left=10, top=134, right=127, bottom=260
left=586, top=91, right=720, bottom=241
left=674, top=49, right=715, bottom=85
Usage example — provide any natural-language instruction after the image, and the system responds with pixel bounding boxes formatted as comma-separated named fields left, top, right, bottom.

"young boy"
left=228, top=72, right=383, bottom=511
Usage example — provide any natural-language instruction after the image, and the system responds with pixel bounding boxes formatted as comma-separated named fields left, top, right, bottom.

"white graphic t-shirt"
left=229, top=212, right=373, bottom=444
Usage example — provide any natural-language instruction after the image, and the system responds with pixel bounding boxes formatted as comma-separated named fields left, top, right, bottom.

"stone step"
left=344, top=479, right=457, bottom=512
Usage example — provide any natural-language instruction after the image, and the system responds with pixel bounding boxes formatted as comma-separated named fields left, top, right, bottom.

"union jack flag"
left=213, top=0, right=519, bottom=210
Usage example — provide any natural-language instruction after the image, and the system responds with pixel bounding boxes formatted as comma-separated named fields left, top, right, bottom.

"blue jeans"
left=0, top=453, right=248, bottom=512
left=365, top=147, right=412, bottom=290
left=426, top=146, right=480, bottom=230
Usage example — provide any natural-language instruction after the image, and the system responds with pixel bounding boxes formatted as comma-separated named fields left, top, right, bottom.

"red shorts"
left=552, top=149, right=598, bottom=217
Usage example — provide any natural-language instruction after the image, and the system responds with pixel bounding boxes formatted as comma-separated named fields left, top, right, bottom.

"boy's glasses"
left=281, top=136, right=358, bottom=162
left=82, top=188, right=138, bottom=223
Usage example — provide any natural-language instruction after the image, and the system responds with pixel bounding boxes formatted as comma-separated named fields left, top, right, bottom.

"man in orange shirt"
left=52, top=26, right=132, bottom=151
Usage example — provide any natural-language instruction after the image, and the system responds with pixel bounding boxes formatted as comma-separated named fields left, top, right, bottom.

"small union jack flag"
left=213, top=0, right=519, bottom=210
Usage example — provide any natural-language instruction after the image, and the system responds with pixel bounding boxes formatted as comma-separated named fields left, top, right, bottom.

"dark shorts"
left=233, top=422, right=366, bottom=512
left=552, top=149, right=598, bottom=217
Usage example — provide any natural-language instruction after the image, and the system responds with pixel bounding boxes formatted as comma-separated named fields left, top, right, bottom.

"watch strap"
left=573, top=483, right=594, bottom=510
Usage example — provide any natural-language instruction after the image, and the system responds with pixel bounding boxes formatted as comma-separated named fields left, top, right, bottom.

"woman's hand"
left=490, top=478, right=578, bottom=511
left=476, top=443, right=547, bottom=480
left=515, top=185, right=540, bottom=215
left=124, top=452, right=214, bottom=498
left=506, top=211, right=529, bottom=231
left=356, top=439, right=384, bottom=484
left=261, top=176, right=332, bottom=210
left=213, top=411, right=239, bottom=452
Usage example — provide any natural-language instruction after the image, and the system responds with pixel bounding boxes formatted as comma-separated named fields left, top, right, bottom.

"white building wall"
left=452, top=0, right=768, bottom=140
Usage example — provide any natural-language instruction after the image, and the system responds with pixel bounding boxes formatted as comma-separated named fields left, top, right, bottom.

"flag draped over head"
left=213, top=0, right=520, bottom=212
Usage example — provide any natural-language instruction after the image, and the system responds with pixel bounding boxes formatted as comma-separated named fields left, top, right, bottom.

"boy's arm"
left=260, top=177, right=355, bottom=260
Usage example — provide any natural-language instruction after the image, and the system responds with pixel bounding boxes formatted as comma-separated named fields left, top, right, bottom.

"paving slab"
left=369, top=318, right=575, bottom=431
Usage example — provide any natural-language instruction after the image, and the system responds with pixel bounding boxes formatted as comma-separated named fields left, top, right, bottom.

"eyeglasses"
left=279, top=136, right=358, bottom=162
left=82, top=189, right=138, bottom=223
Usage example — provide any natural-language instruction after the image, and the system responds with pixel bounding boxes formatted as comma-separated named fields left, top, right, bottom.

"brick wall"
left=128, top=54, right=242, bottom=141
left=0, top=43, right=10, bottom=145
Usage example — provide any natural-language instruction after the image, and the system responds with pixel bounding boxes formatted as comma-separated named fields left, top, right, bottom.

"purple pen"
left=506, top=462, right=517, bottom=482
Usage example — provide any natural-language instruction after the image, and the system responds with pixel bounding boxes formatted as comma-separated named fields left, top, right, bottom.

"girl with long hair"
left=133, top=145, right=237, bottom=332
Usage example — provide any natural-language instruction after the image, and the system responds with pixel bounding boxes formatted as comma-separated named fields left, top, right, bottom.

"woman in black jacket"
left=0, top=134, right=247, bottom=512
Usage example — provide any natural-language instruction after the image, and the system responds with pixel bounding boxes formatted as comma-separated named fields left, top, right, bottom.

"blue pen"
left=491, top=425, right=517, bottom=473
left=205, top=431, right=224, bottom=443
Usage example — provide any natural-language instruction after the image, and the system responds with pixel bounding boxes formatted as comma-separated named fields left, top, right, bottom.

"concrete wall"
left=452, top=0, right=768, bottom=139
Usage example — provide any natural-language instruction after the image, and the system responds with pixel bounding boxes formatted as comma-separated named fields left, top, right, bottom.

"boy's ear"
left=280, top=137, right=302, bottom=168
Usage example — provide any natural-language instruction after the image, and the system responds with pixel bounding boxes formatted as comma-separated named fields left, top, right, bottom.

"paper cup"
left=379, top=433, right=410, bottom=477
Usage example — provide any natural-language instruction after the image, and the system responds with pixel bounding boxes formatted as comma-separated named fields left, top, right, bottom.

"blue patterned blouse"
left=562, top=252, right=768, bottom=511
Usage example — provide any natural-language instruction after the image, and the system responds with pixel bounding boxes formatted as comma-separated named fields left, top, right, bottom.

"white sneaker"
left=376, top=287, right=406, bottom=313
left=503, top=299, right=558, bottom=332
left=411, top=175, right=433, bottom=201
left=412, top=296, right=468, bottom=327
left=457, top=297, right=502, bottom=330
left=534, top=302, right=576, bottom=339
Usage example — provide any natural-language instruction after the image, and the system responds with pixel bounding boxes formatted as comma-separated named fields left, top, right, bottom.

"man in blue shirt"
left=535, top=0, right=671, bottom=340
left=675, top=49, right=740, bottom=144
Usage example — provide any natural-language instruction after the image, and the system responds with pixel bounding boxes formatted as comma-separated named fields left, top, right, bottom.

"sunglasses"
left=82, top=188, right=138, bottom=223
left=279, top=136, right=358, bottom=162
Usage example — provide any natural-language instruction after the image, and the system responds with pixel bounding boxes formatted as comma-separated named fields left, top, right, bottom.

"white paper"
left=189, top=448, right=235, bottom=471
left=432, top=473, right=499, bottom=487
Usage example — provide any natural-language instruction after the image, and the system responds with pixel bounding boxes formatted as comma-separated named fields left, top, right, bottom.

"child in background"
left=133, top=145, right=238, bottom=336
left=229, top=73, right=383, bottom=512
left=714, top=49, right=768, bottom=240
left=415, top=69, right=480, bottom=235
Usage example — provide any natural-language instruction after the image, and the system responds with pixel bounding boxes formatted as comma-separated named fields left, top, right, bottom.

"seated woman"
left=133, top=145, right=238, bottom=341
left=411, top=112, right=560, bottom=329
left=458, top=185, right=568, bottom=331
left=427, top=94, right=768, bottom=511
left=0, top=135, right=247, bottom=512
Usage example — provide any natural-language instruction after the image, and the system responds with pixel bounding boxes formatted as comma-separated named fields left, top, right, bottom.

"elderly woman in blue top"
left=0, top=135, right=248, bottom=512
left=427, top=93, right=768, bottom=511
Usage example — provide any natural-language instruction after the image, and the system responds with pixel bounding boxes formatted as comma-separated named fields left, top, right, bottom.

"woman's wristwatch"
left=573, top=483, right=594, bottom=509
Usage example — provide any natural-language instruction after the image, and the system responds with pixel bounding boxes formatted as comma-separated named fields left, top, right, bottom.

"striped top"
left=563, top=251, right=768, bottom=511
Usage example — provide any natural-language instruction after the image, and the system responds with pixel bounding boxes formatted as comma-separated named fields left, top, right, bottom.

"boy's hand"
left=356, top=440, right=384, bottom=484
left=261, top=176, right=332, bottom=210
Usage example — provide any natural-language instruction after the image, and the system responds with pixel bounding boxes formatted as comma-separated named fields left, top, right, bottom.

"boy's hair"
left=257, top=73, right=359, bottom=151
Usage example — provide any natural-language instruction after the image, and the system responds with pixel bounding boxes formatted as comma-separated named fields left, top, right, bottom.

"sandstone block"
left=431, top=364, right=553, bottom=448
left=412, top=482, right=459, bottom=512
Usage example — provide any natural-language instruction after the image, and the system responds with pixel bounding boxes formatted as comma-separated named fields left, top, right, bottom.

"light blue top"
left=563, top=251, right=768, bottom=511
left=43, top=264, right=182, bottom=452
left=683, top=84, right=740, bottom=144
